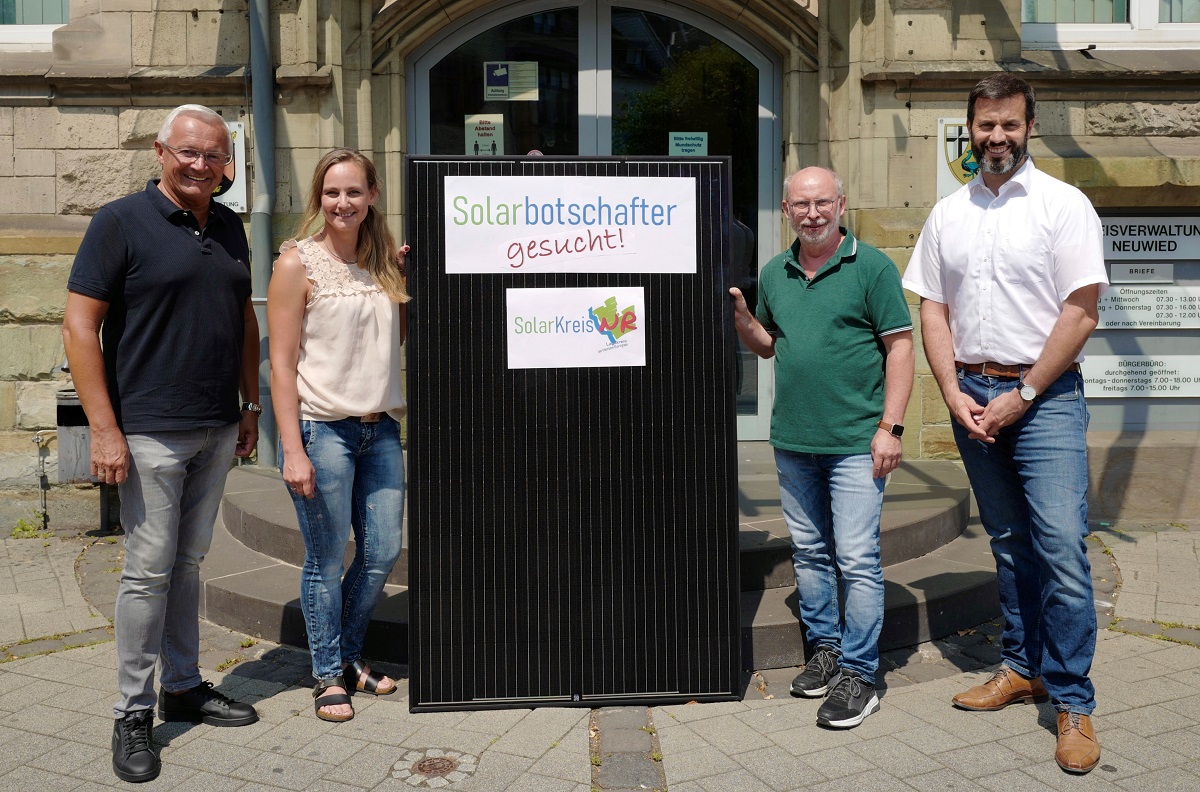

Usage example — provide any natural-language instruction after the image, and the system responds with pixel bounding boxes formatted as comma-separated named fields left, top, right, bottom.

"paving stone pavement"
left=0, top=490, right=1197, bottom=789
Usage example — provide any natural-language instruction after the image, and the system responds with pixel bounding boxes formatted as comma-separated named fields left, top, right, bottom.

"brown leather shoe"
left=1056, top=712, right=1100, bottom=774
left=952, top=666, right=1049, bottom=711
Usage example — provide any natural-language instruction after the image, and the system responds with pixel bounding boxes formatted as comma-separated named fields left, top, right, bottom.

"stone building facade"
left=1, top=0, right=1197, bottom=518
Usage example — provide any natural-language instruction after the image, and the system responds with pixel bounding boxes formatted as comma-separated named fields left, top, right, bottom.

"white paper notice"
left=465, top=115, right=504, bottom=156
left=444, top=175, right=697, bottom=274
left=506, top=287, right=646, bottom=369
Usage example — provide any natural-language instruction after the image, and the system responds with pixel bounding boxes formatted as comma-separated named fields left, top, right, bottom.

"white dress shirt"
left=903, top=158, right=1109, bottom=365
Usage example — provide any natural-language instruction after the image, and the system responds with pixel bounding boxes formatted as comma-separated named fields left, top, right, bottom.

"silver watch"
left=241, top=401, right=264, bottom=414
left=1018, top=382, right=1037, bottom=403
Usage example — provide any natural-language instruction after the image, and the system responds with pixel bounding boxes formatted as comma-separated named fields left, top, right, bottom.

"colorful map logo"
left=588, top=296, right=638, bottom=345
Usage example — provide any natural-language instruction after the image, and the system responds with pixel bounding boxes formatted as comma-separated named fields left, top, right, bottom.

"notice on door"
left=484, top=62, right=539, bottom=101
left=669, top=132, right=708, bottom=157
left=466, top=115, right=504, bottom=156
left=1082, top=355, right=1200, bottom=397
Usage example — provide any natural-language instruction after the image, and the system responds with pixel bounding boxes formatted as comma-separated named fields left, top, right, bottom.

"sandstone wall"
left=828, top=1, right=1200, bottom=462
left=0, top=0, right=329, bottom=489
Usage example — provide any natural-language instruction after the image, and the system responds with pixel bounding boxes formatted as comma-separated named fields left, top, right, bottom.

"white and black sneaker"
left=816, top=670, right=879, bottom=728
left=790, top=645, right=841, bottom=697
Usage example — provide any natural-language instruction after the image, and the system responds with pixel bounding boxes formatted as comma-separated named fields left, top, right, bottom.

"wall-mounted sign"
left=669, top=132, right=708, bottom=157
left=1102, top=217, right=1200, bottom=260
left=465, top=115, right=504, bottom=156
left=1097, top=285, right=1200, bottom=329
left=213, top=121, right=247, bottom=213
left=484, top=61, right=539, bottom=101
left=937, top=118, right=975, bottom=200
left=1083, top=355, right=1200, bottom=398
left=444, top=175, right=697, bottom=274
left=1109, top=263, right=1174, bottom=283
left=506, top=287, right=646, bottom=369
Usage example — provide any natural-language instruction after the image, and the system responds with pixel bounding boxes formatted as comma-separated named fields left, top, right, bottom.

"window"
left=0, top=0, right=67, bottom=52
left=1023, top=0, right=1200, bottom=49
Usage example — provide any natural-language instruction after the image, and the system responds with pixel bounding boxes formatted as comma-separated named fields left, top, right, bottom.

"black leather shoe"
left=112, top=710, right=161, bottom=783
left=158, top=681, right=258, bottom=727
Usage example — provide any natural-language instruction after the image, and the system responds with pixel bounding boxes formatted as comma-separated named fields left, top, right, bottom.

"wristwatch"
left=1017, top=381, right=1038, bottom=403
left=241, top=402, right=264, bottom=414
left=877, top=420, right=904, bottom=437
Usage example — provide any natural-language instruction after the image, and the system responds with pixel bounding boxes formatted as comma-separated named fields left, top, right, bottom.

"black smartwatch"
left=877, top=420, right=904, bottom=437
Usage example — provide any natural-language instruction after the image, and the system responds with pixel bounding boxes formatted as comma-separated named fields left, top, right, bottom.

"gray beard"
left=973, top=140, right=1027, bottom=176
left=794, top=219, right=838, bottom=248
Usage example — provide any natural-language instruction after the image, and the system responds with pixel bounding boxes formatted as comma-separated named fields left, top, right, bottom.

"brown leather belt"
left=956, top=361, right=1081, bottom=379
left=357, top=412, right=382, bottom=423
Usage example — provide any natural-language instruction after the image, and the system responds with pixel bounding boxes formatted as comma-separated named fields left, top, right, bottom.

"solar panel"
left=406, top=156, right=740, bottom=711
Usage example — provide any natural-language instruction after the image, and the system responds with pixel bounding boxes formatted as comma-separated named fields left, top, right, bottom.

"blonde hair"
left=298, top=149, right=410, bottom=303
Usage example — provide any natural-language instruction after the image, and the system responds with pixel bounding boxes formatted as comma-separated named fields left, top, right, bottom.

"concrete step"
left=220, top=458, right=971, bottom=593
left=203, top=448, right=995, bottom=672
left=741, top=521, right=999, bottom=669
left=738, top=459, right=971, bottom=590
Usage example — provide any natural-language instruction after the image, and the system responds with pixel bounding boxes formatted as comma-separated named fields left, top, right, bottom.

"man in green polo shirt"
left=731, top=166, right=913, bottom=728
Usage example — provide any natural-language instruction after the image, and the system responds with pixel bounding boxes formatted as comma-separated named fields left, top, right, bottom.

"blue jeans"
left=952, top=368, right=1096, bottom=715
left=281, top=416, right=404, bottom=681
left=775, top=449, right=885, bottom=679
left=115, top=423, right=239, bottom=717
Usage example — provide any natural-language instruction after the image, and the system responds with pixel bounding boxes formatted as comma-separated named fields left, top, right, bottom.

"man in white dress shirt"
left=903, top=73, right=1108, bottom=775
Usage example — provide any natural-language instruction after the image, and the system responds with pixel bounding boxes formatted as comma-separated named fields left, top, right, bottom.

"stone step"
left=202, top=449, right=995, bottom=672
left=220, top=457, right=971, bottom=593
left=741, top=521, right=999, bottom=669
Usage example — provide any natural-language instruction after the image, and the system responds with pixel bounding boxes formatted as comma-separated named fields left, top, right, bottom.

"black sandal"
left=312, top=676, right=354, bottom=722
left=345, top=658, right=397, bottom=696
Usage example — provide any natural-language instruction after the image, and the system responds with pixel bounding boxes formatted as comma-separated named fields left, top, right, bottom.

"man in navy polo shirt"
left=63, top=104, right=261, bottom=783
left=730, top=166, right=913, bottom=728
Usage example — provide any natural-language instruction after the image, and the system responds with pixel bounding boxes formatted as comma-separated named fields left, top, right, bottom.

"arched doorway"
left=410, top=0, right=781, bottom=438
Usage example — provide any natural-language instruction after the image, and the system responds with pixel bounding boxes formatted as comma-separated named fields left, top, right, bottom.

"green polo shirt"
left=756, top=229, right=912, bottom=454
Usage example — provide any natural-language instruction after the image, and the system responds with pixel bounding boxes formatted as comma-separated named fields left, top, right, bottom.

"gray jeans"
left=114, top=423, right=238, bottom=718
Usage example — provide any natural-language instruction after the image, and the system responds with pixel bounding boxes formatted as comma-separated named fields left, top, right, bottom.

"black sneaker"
left=159, top=681, right=259, bottom=727
left=112, top=710, right=161, bottom=783
left=817, top=670, right=880, bottom=728
left=790, top=645, right=841, bottom=697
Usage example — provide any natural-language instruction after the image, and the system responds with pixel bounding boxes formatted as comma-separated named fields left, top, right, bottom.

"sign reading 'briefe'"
left=1103, top=217, right=1200, bottom=260
left=443, top=175, right=697, bottom=274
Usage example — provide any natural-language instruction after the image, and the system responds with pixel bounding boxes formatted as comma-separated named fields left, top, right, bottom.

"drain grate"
left=392, top=750, right=478, bottom=788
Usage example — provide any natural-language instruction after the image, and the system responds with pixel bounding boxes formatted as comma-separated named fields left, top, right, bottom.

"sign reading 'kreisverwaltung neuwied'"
left=444, top=175, right=697, bottom=274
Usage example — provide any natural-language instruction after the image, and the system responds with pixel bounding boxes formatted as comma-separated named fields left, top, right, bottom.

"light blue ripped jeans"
left=281, top=415, right=404, bottom=682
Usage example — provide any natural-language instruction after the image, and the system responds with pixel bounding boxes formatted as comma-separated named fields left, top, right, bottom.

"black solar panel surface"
left=406, top=157, right=739, bottom=711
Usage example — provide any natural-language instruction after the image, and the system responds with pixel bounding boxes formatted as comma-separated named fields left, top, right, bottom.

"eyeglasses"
left=161, top=142, right=233, bottom=167
left=787, top=198, right=839, bottom=213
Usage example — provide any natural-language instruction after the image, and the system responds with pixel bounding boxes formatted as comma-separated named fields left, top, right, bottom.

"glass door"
left=411, top=0, right=778, bottom=438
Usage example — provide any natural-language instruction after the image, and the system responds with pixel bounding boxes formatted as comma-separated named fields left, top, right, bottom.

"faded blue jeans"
left=775, top=449, right=886, bottom=680
left=115, top=423, right=239, bottom=717
left=952, top=368, right=1096, bottom=715
left=281, top=416, right=404, bottom=682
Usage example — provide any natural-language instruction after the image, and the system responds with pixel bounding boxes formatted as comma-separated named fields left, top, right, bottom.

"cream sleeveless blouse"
left=281, top=236, right=406, bottom=422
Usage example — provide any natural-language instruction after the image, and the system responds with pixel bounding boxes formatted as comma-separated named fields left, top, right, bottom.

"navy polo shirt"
left=68, top=181, right=252, bottom=433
